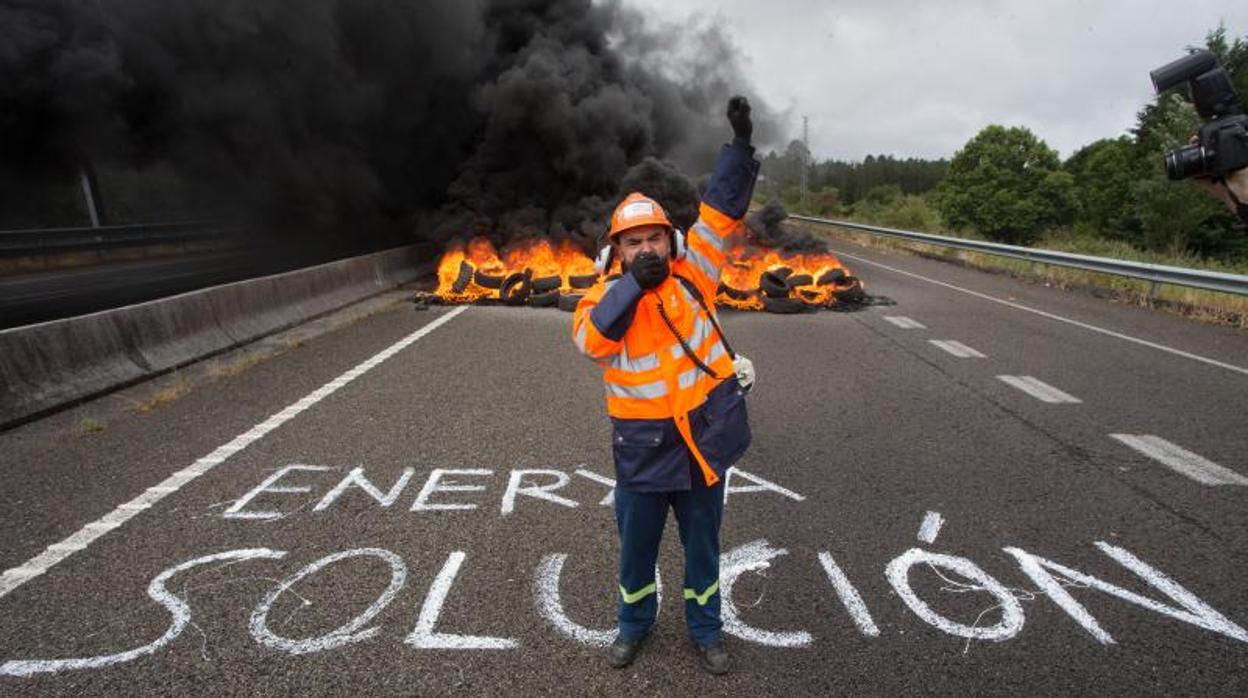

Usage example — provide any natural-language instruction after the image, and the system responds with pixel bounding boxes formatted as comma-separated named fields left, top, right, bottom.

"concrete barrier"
left=0, top=243, right=434, bottom=429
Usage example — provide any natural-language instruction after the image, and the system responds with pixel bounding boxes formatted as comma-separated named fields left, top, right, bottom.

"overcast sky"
left=624, top=0, right=1248, bottom=161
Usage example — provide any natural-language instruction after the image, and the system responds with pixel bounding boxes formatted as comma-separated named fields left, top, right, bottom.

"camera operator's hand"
left=1193, top=169, right=1248, bottom=210
left=1188, top=137, right=1248, bottom=220
left=630, top=251, right=669, bottom=290
left=727, top=95, right=752, bottom=144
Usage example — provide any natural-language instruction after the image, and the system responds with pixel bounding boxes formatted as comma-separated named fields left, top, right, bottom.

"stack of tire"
left=826, top=270, right=866, bottom=306
left=555, top=273, right=598, bottom=312
left=752, top=266, right=864, bottom=313
left=809, top=267, right=866, bottom=306
left=715, top=281, right=758, bottom=307
left=469, top=267, right=600, bottom=311
left=452, top=261, right=862, bottom=313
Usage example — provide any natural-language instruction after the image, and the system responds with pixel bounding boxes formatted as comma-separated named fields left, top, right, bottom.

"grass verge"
left=129, top=372, right=192, bottom=414
left=800, top=220, right=1248, bottom=329
left=76, top=417, right=105, bottom=434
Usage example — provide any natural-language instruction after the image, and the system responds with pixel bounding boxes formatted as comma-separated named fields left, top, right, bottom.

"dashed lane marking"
left=828, top=249, right=1248, bottom=377
left=997, top=375, right=1083, bottom=404
left=1110, top=434, right=1248, bottom=486
left=0, top=306, right=470, bottom=600
left=929, top=339, right=986, bottom=358
left=883, top=315, right=926, bottom=329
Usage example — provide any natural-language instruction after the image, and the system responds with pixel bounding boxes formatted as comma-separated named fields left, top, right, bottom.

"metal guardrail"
left=0, top=221, right=233, bottom=257
left=791, top=215, right=1248, bottom=297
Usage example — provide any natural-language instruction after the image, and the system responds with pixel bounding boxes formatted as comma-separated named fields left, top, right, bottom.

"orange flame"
left=715, top=242, right=861, bottom=309
left=435, top=236, right=601, bottom=302
left=433, top=235, right=861, bottom=309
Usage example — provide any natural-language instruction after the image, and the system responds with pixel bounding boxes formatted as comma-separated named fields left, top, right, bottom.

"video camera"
left=1150, top=49, right=1248, bottom=180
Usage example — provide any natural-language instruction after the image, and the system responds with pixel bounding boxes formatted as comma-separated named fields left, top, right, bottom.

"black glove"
left=727, top=95, right=752, bottom=143
left=630, top=251, right=669, bottom=290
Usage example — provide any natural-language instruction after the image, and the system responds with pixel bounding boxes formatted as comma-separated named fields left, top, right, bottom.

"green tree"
left=863, top=183, right=902, bottom=207
left=1127, top=24, right=1248, bottom=259
left=1133, top=178, right=1237, bottom=256
left=760, top=139, right=810, bottom=190
left=1133, top=92, right=1202, bottom=166
left=1066, top=137, right=1140, bottom=239
left=811, top=155, right=947, bottom=203
left=1201, top=24, right=1248, bottom=102
left=934, top=125, right=1071, bottom=244
left=805, top=186, right=841, bottom=216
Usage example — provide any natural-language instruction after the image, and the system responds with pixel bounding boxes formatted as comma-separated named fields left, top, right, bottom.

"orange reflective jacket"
left=571, top=140, right=753, bottom=491
left=573, top=139, right=758, bottom=490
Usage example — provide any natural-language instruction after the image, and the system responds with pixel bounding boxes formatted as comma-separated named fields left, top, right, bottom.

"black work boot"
left=698, top=641, right=730, bottom=675
left=607, top=634, right=645, bottom=668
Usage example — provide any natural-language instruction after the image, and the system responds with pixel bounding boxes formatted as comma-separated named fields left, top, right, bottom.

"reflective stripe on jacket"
left=572, top=139, right=759, bottom=492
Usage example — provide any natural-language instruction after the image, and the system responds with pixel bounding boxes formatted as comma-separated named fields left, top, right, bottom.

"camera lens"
left=1164, top=144, right=1209, bottom=180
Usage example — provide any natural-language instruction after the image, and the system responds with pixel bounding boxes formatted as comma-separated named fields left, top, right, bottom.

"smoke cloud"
left=745, top=201, right=829, bottom=253
left=0, top=0, right=776, bottom=247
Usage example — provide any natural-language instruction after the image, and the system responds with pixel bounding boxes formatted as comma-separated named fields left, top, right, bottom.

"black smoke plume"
left=745, top=201, right=830, bottom=253
left=1, top=0, right=777, bottom=249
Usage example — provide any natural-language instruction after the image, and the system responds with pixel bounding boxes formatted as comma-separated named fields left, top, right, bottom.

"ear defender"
left=670, top=228, right=686, bottom=261
left=594, top=245, right=615, bottom=275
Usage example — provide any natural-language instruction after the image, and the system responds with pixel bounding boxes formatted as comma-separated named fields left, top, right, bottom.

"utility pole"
left=79, top=162, right=106, bottom=228
left=799, top=116, right=809, bottom=207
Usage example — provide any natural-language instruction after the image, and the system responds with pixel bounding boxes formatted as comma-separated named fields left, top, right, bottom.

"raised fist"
left=727, top=95, right=752, bottom=143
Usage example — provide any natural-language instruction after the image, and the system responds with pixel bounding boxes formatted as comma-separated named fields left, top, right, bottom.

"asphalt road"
left=1, top=238, right=1246, bottom=696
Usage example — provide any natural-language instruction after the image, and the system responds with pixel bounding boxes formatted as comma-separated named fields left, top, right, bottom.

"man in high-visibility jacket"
left=572, top=96, right=759, bottom=675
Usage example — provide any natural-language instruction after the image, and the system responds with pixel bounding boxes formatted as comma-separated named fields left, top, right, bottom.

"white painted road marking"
left=917, top=511, right=945, bottom=544
left=720, top=540, right=813, bottom=647
left=883, top=315, right=926, bottom=329
left=1109, top=434, right=1248, bottom=487
left=1005, top=542, right=1248, bottom=645
left=997, top=375, right=1083, bottom=404
left=817, top=552, right=880, bottom=638
left=0, top=306, right=469, bottom=600
left=724, top=468, right=807, bottom=504
left=929, top=339, right=986, bottom=359
left=829, top=248, right=1248, bottom=377
left=534, top=554, right=617, bottom=647
left=0, top=549, right=287, bottom=677
left=405, top=551, right=519, bottom=650
left=5, top=533, right=1248, bottom=674
left=250, top=548, right=407, bottom=655
left=887, top=548, right=1025, bottom=642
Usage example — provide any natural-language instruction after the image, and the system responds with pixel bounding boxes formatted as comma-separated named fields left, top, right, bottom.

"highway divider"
left=0, top=243, right=434, bottom=429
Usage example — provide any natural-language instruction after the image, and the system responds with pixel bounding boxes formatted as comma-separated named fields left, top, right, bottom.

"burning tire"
left=531, top=275, right=561, bottom=293
left=786, top=273, right=813, bottom=288
left=834, top=277, right=866, bottom=303
left=558, top=293, right=584, bottom=312
left=817, top=268, right=847, bottom=286
left=499, top=272, right=531, bottom=305
left=762, top=296, right=811, bottom=314
left=474, top=270, right=505, bottom=289
left=760, top=270, right=791, bottom=298
left=568, top=273, right=599, bottom=289
left=529, top=289, right=559, bottom=307
left=717, top=283, right=756, bottom=301
left=451, top=261, right=473, bottom=294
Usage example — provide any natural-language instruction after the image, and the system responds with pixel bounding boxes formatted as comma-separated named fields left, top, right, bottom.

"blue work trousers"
left=615, top=475, right=725, bottom=647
